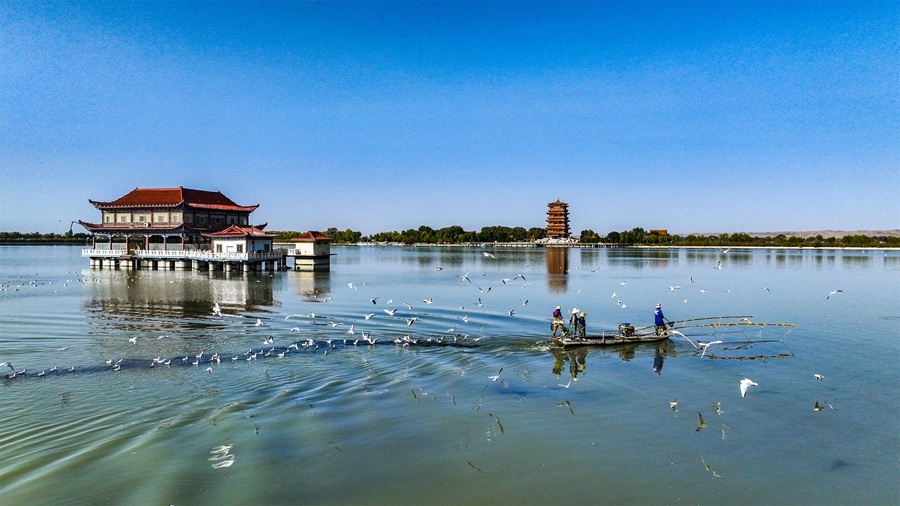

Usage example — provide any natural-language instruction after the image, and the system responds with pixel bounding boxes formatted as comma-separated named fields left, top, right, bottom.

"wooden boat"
left=550, top=316, right=795, bottom=349
left=551, top=330, right=669, bottom=348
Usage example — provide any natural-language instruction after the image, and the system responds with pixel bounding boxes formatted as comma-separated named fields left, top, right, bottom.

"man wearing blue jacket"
left=654, top=303, right=668, bottom=335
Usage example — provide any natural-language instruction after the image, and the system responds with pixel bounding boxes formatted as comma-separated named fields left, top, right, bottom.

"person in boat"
left=551, top=306, right=565, bottom=337
left=654, top=303, right=668, bottom=335
left=569, top=308, right=579, bottom=335
left=576, top=312, right=587, bottom=338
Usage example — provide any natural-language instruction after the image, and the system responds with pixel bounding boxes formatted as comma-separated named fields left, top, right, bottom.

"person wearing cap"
left=654, top=303, right=668, bottom=335
left=551, top=305, right=565, bottom=337
left=576, top=312, right=587, bottom=338
left=569, top=308, right=580, bottom=335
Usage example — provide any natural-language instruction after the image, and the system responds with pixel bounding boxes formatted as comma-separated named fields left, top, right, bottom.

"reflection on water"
left=288, top=269, right=333, bottom=302
left=653, top=344, right=665, bottom=375
left=82, top=269, right=277, bottom=323
left=550, top=347, right=587, bottom=379
left=0, top=245, right=898, bottom=506
left=545, top=247, right=568, bottom=293
left=550, top=340, right=680, bottom=380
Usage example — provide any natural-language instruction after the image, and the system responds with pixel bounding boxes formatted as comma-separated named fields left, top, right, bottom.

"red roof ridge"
left=290, top=231, right=333, bottom=242
left=89, top=187, right=258, bottom=212
left=202, top=225, right=276, bottom=238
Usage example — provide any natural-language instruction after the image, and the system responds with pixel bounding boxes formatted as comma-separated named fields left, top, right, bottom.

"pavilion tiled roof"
left=290, top=231, right=333, bottom=242
left=202, top=225, right=276, bottom=238
left=77, top=220, right=192, bottom=234
left=89, top=187, right=258, bottom=212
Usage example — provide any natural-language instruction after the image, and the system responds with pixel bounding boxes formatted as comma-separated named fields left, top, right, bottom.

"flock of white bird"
left=3, top=249, right=843, bottom=479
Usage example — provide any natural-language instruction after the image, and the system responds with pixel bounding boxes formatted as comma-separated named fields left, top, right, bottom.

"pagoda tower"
left=546, top=199, right=570, bottom=239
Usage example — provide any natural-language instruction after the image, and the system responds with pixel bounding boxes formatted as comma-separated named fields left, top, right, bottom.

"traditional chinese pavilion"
left=79, top=187, right=262, bottom=251
left=80, top=187, right=284, bottom=272
left=546, top=199, right=570, bottom=240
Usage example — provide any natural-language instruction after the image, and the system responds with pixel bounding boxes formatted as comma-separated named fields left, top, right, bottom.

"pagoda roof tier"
left=89, top=187, right=258, bottom=212
left=77, top=221, right=195, bottom=234
left=290, top=231, right=333, bottom=242
left=201, top=225, right=276, bottom=239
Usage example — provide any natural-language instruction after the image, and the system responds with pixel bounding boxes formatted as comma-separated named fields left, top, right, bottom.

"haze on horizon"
left=1, top=1, right=897, bottom=237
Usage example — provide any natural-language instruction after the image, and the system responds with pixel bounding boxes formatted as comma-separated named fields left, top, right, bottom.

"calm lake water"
left=0, top=245, right=897, bottom=505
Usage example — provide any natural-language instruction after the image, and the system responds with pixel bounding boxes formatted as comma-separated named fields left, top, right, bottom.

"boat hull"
left=551, top=333, right=670, bottom=347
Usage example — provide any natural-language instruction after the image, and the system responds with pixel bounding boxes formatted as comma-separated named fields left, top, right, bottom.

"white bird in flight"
left=483, top=252, right=496, bottom=259
left=422, top=298, right=433, bottom=304
left=739, top=378, right=758, bottom=397
left=826, top=289, right=843, bottom=299
left=698, top=340, right=723, bottom=358
left=488, top=367, right=503, bottom=381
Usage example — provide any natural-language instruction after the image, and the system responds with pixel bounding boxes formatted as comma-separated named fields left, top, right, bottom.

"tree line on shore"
left=0, top=231, right=90, bottom=243
left=273, top=226, right=900, bottom=248
left=3, top=227, right=897, bottom=248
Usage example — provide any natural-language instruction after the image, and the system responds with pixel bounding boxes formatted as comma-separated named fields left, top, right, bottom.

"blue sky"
left=2, top=1, right=897, bottom=236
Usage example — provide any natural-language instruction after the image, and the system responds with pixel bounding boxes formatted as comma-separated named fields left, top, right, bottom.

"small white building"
left=286, top=231, right=333, bottom=270
left=204, top=225, right=276, bottom=255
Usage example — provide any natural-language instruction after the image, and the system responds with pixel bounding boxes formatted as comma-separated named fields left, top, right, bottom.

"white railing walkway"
left=83, top=248, right=283, bottom=261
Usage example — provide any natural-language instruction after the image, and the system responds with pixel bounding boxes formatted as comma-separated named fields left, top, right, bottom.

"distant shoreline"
left=4, top=241, right=897, bottom=251
left=0, top=240, right=87, bottom=246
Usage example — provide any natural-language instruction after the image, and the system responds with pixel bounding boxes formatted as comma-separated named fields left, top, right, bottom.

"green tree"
left=526, top=227, right=545, bottom=240
left=579, top=229, right=599, bottom=243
